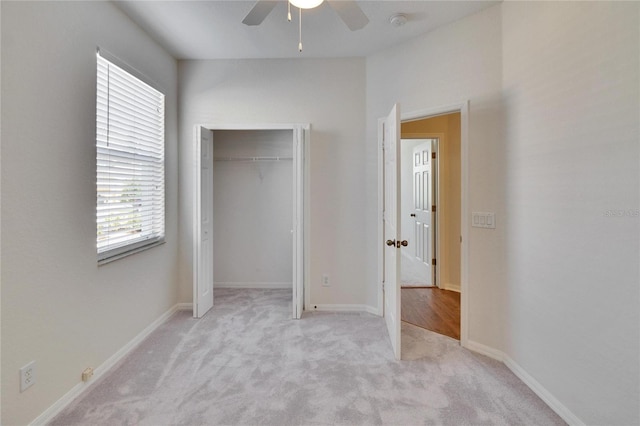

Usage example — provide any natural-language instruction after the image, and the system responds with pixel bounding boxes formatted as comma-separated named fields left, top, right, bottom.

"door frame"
left=193, top=123, right=310, bottom=319
left=378, top=101, right=469, bottom=346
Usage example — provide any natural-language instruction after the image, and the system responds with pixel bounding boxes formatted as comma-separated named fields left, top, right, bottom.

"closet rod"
left=213, top=156, right=293, bottom=162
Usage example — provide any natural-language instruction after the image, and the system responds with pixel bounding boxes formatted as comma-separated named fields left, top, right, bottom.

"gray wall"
left=177, top=58, right=368, bottom=308
left=1, top=2, right=638, bottom=425
left=501, top=2, right=639, bottom=424
left=366, top=4, right=505, bottom=347
left=1, top=2, right=178, bottom=424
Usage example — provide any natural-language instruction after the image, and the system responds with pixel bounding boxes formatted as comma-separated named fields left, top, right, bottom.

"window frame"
left=96, top=49, right=166, bottom=264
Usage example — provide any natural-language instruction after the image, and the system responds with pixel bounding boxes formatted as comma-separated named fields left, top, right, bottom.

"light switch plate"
left=472, top=212, right=496, bottom=229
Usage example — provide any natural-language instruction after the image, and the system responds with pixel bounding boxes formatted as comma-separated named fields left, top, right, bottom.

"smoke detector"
left=389, top=14, right=408, bottom=27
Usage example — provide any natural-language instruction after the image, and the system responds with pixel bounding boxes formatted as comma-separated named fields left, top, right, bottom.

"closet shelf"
left=213, top=156, right=293, bottom=162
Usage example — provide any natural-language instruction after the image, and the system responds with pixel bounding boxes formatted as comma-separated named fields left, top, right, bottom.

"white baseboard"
left=30, top=303, right=184, bottom=426
left=31, top=302, right=582, bottom=426
left=465, top=340, right=585, bottom=426
left=440, top=282, right=461, bottom=293
left=175, top=302, right=193, bottom=311
left=307, top=304, right=379, bottom=315
left=502, top=356, right=585, bottom=426
left=464, top=339, right=504, bottom=361
left=368, top=305, right=382, bottom=316
left=215, top=282, right=292, bottom=289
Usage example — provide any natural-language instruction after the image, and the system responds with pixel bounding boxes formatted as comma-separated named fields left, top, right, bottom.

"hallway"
left=401, top=287, right=460, bottom=340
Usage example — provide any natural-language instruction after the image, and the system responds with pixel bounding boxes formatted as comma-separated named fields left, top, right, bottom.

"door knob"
left=410, top=214, right=416, bottom=217
left=386, top=239, right=396, bottom=247
left=400, top=240, right=408, bottom=247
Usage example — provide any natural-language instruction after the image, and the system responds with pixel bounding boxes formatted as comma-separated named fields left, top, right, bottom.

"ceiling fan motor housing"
left=389, top=13, right=408, bottom=27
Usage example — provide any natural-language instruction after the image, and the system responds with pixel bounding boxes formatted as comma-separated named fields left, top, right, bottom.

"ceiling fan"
left=242, top=0, right=369, bottom=34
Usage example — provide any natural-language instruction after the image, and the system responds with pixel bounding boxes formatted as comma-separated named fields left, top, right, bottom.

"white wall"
left=178, top=59, right=367, bottom=308
left=366, top=4, right=505, bottom=347
left=212, top=130, right=293, bottom=288
left=0, top=2, right=178, bottom=425
left=368, top=2, right=639, bottom=424
left=0, top=1, right=3, bottom=421
left=501, top=2, right=639, bottom=425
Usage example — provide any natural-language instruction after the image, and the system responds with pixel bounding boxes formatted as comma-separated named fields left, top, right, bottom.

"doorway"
left=193, top=124, right=308, bottom=320
left=379, top=102, right=469, bottom=359
left=400, top=113, right=461, bottom=340
left=212, top=130, right=293, bottom=290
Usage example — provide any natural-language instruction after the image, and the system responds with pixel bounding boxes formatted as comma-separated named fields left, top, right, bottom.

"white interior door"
left=382, top=104, right=401, bottom=360
left=412, top=141, right=433, bottom=285
left=292, top=127, right=304, bottom=319
left=194, top=126, right=214, bottom=318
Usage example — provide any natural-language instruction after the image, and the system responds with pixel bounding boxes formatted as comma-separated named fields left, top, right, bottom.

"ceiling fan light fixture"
left=290, top=0, right=324, bottom=10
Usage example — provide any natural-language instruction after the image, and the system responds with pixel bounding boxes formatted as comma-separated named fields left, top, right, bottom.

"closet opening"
left=193, top=124, right=308, bottom=320
left=214, top=129, right=293, bottom=291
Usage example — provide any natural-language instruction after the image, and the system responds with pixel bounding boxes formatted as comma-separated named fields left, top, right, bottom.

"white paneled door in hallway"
left=411, top=141, right=434, bottom=286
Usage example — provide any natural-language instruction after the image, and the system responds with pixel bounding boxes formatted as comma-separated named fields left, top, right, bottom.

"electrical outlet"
left=82, top=367, right=94, bottom=382
left=20, top=361, right=36, bottom=392
left=322, top=274, right=330, bottom=287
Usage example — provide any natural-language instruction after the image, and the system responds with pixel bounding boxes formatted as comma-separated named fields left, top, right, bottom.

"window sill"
left=98, top=239, right=166, bottom=266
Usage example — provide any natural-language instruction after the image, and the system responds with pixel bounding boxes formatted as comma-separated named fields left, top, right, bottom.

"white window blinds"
left=96, top=53, right=165, bottom=261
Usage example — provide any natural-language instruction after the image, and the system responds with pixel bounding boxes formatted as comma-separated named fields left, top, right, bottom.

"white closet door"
left=292, top=127, right=304, bottom=319
left=194, top=126, right=214, bottom=318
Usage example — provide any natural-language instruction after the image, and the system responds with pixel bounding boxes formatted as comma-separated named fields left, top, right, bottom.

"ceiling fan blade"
left=242, top=1, right=279, bottom=26
left=327, top=0, right=369, bottom=31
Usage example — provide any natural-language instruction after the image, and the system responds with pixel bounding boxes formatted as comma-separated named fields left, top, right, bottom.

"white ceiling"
left=114, top=1, right=499, bottom=59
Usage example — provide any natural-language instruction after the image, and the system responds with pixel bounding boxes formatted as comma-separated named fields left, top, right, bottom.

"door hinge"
left=432, top=152, right=436, bottom=159
left=432, top=205, right=437, bottom=213
left=432, top=258, right=437, bottom=266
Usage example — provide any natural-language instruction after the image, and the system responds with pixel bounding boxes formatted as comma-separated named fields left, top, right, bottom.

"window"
left=96, top=52, right=165, bottom=262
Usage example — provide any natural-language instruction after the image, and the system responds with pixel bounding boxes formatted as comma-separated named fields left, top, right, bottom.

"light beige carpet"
left=51, top=289, right=564, bottom=425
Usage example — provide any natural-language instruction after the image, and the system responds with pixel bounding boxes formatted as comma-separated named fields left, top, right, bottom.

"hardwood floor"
left=401, top=287, right=460, bottom=340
